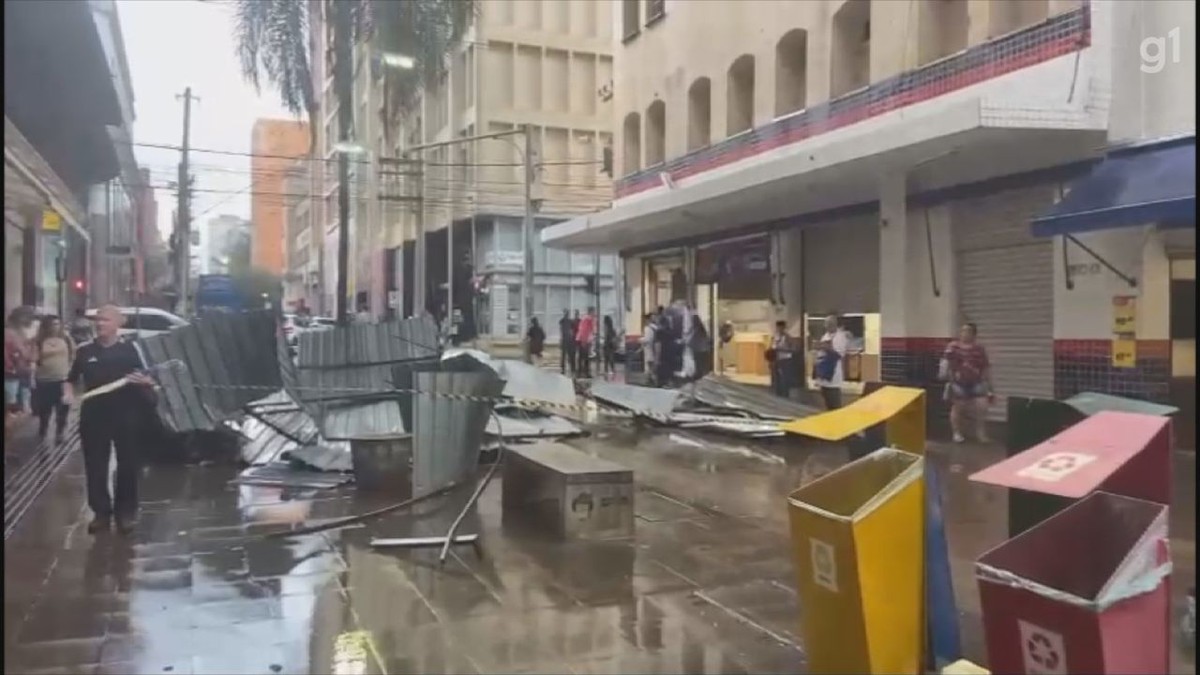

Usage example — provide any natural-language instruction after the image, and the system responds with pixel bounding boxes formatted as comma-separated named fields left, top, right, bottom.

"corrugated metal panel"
left=802, top=211, right=881, bottom=315
left=954, top=187, right=1055, bottom=421
left=139, top=311, right=284, bottom=432
left=691, top=374, right=820, bottom=420
left=487, top=407, right=583, bottom=438
left=297, top=317, right=439, bottom=368
left=322, top=401, right=406, bottom=440
left=590, top=381, right=681, bottom=417
left=411, top=371, right=505, bottom=497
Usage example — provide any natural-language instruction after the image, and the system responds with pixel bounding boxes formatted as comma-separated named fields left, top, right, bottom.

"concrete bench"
left=502, top=442, right=634, bottom=541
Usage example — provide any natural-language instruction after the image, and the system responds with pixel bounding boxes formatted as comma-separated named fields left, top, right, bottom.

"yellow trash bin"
left=788, top=447, right=925, bottom=674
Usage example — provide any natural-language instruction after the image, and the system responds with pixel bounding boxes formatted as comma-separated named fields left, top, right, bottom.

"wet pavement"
left=4, top=421, right=1196, bottom=674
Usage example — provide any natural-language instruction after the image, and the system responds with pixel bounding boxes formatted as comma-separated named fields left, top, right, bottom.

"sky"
left=116, top=0, right=300, bottom=242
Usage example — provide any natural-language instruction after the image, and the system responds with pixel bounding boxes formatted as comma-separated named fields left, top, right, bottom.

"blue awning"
left=1031, top=136, right=1195, bottom=237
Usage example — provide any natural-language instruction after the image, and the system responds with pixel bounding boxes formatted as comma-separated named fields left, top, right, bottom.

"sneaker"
left=87, top=517, right=111, bottom=535
left=952, top=433, right=966, bottom=443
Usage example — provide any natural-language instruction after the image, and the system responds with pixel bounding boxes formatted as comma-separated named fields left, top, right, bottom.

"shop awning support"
left=1063, top=233, right=1138, bottom=290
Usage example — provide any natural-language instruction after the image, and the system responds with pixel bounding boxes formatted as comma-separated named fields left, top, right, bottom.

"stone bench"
left=502, top=442, right=634, bottom=541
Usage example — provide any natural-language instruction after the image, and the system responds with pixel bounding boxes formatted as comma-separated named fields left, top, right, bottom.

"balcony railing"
left=615, top=5, right=1090, bottom=198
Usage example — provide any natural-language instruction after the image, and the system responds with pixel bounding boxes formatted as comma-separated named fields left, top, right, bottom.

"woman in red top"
left=941, top=322, right=994, bottom=443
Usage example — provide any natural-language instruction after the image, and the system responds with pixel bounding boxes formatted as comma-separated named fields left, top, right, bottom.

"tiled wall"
left=881, top=337, right=950, bottom=385
left=1053, top=339, right=1172, bottom=404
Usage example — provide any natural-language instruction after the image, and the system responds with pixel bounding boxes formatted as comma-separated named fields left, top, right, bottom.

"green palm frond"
left=372, top=0, right=476, bottom=131
left=234, top=0, right=314, bottom=117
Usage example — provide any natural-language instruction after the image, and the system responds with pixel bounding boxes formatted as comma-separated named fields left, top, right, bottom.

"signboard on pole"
left=42, top=209, right=61, bottom=232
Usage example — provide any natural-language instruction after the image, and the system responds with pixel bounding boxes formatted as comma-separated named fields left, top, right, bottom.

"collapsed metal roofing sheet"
left=494, top=360, right=576, bottom=408
left=487, top=406, right=584, bottom=439
left=322, top=400, right=406, bottom=441
left=688, top=374, right=820, bottom=421
left=411, top=371, right=504, bottom=498
left=590, top=381, right=682, bottom=418
left=297, top=317, right=439, bottom=368
left=138, top=310, right=282, bottom=432
left=233, top=463, right=352, bottom=489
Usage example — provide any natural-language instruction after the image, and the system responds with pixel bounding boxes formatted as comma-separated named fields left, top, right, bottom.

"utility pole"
left=521, top=123, right=535, bottom=332
left=175, top=87, right=198, bottom=317
left=333, top=2, right=353, bottom=326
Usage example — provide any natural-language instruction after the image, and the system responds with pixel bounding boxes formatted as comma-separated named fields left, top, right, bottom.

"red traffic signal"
left=73, top=279, right=85, bottom=291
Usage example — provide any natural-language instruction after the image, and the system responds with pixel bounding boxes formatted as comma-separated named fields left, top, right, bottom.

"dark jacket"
left=527, top=325, right=546, bottom=355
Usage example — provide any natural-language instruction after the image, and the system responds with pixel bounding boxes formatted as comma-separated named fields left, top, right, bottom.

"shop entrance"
left=696, top=236, right=775, bottom=385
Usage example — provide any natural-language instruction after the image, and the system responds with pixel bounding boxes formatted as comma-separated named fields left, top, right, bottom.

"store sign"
left=484, top=250, right=524, bottom=269
left=42, top=209, right=61, bottom=232
left=695, top=238, right=771, bottom=285
left=1112, top=338, right=1137, bottom=368
left=1112, top=295, right=1137, bottom=334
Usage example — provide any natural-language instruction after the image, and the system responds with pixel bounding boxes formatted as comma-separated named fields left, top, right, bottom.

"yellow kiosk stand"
left=782, top=386, right=962, bottom=674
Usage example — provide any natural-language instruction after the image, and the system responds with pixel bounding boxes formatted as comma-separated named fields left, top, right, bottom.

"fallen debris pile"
left=586, top=374, right=820, bottom=438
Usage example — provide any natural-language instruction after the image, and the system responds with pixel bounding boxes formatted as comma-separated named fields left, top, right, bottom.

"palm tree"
left=232, top=0, right=473, bottom=325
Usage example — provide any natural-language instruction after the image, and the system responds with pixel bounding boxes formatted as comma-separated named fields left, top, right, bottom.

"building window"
left=622, top=112, right=642, bottom=175
left=645, top=100, right=666, bottom=166
left=774, top=29, right=808, bottom=117
left=918, top=0, right=969, bottom=65
left=831, top=0, right=871, bottom=98
left=726, top=55, right=755, bottom=136
left=645, top=0, right=665, bottom=26
left=988, top=0, right=1048, bottom=38
left=687, top=77, right=711, bottom=151
left=622, top=0, right=640, bottom=41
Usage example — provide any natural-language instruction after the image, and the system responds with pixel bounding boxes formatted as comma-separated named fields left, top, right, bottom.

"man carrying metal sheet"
left=64, top=305, right=158, bottom=535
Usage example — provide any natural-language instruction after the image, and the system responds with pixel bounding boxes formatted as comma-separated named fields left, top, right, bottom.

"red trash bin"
left=971, top=411, right=1172, bottom=517
left=975, top=491, right=1170, bottom=674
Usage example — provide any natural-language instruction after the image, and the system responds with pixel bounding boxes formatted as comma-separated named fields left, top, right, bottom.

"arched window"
left=775, top=29, right=808, bottom=117
left=645, top=100, right=666, bottom=166
left=727, top=54, right=755, bottom=135
left=622, top=112, right=642, bottom=174
left=831, top=0, right=871, bottom=97
left=687, top=77, right=712, bottom=151
left=988, top=0, right=1048, bottom=38
left=917, top=0, right=968, bottom=65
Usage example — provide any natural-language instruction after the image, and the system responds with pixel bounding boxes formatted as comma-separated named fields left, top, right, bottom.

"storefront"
left=800, top=212, right=882, bottom=394
left=1031, top=134, right=1195, bottom=445
left=694, top=236, right=775, bottom=384
left=955, top=184, right=1058, bottom=420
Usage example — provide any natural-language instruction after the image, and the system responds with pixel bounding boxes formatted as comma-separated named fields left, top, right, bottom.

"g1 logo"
left=1141, top=27, right=1182, bottom=74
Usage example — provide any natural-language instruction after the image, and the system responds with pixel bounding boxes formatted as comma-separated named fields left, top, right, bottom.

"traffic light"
left=73, top=279, right=85, bottom=292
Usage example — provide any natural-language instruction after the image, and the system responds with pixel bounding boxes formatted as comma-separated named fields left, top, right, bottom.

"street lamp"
left=380, top=52, right=416, bottom=70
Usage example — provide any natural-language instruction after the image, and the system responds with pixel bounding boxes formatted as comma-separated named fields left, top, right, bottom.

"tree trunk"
left=334, top=1, right=354, bottom=326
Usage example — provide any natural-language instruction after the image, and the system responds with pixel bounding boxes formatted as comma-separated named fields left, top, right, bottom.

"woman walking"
left=32, top=316, right=75, bottom=444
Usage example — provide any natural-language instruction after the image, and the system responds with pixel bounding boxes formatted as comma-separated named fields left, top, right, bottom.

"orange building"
left=250, top=119, right=309, bottom=275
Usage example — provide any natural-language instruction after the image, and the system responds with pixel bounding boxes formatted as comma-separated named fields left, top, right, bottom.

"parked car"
left=85, top=307, right=188, bottom=341
left=283, top=315, right=336, bottom=355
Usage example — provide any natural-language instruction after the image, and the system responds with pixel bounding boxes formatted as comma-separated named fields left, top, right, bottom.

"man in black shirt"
left=558, top=309, right=575, bottom=377
left=64, top=305, right=157, bottom=535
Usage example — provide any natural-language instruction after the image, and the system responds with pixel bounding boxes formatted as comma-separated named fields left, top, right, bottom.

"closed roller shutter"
left=803, top=211, right=881, bottom=315
left=954, top=185, right=1056, bottom=421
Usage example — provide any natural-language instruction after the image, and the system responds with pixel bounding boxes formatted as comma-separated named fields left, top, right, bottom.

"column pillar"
left=879, top=171, right=958, bottom=388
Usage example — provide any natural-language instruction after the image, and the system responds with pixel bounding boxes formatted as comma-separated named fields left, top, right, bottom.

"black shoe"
left=87, top=517, right=111, bottom=535
left=116, top=515, right=137, bottom=535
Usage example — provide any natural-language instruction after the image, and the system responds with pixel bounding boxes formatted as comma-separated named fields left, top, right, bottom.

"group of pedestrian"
left=640, top=300, right=711, bottom=387
left=543, top=308, right=620, bottom=379
left=5, top=307, right=87, bottom=444
left=5, top=304, right=159, bottom=536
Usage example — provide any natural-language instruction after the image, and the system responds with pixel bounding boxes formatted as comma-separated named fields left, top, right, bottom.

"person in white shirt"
left=814, top=315, right=850, bottom=410
left=640, top=313, right=659, bottom=385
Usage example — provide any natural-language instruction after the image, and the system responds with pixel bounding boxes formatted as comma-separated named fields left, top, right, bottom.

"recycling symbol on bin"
left=1026, top=631, right=1060, bottom=670
left=1018, top=620, right=1066, bottom=675
left=1017, top=451, right=1097, bottom=483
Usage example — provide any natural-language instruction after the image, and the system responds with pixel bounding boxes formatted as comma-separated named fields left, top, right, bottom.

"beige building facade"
left=544, top=0, right=1194, bottom=437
